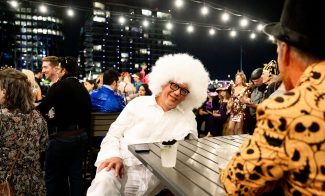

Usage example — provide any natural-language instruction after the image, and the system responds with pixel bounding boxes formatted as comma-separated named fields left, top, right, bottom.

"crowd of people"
left=0, top=0, right=324, bottom=195
left=195, top=59, right=282, bottom=138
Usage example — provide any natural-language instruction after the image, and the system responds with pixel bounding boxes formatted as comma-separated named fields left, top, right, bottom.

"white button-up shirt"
left=95, top=95, right=198, bottom=167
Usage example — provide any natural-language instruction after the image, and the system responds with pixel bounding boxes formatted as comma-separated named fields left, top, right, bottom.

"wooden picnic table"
left=128, top=134, right=251, bottom=196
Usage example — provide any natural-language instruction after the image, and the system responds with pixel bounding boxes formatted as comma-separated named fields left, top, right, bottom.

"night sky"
left=63, top=0, right=284, bottom=80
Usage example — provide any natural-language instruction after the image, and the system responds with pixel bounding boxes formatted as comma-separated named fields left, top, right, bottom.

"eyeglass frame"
left=169, top=81, right=190, bottom=96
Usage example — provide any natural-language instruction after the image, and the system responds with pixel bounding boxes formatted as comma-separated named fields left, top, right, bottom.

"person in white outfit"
left=87, top=53, right=210, bottom=196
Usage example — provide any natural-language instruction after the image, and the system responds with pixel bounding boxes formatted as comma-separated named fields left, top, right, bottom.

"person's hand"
left=199, top=109, right=208, bottom=115
left=241, top=97, right=251, bottom=104
left=212, top=110, right=221, bottom=117
left=97, top=157, right=124, bottom=178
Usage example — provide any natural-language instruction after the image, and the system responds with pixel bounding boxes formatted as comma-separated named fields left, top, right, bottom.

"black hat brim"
left=263, top=22, right=281, bottom=39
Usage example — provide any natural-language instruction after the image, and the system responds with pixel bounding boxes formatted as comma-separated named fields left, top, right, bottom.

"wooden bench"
left=84, top=112, right=120, bottom=182
left=90, top=112, right=120, bottom=137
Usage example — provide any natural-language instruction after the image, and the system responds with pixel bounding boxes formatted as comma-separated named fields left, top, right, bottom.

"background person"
left=0, top=68, right=48, bottom=195
left=220, top=0, right=325, bottom=195
left=22, top=69, right=43, bottom=102
left=87, top=53, right=210, bottom=196
left=227, top=71, right=248, bottom=135
left=138, top=83, right=152, bottom=96
left=90, top=68, right=125, bottom=112
left=37, top=57, right=91, bottom=196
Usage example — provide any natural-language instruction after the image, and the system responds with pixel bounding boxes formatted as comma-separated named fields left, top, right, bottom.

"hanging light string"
left=7, top=0, right=274, bottom=39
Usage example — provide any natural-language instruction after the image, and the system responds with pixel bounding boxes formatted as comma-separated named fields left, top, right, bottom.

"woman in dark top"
left=206, top=86, right=230, bottom=136
left=197, top=89, right=220, bottom=136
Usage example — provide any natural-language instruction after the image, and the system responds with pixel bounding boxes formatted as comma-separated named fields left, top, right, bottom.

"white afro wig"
left=149, top=53, right=210, bottom=111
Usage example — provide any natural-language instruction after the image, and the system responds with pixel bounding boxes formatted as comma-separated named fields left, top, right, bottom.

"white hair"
left=149, top=53, right=210, bottom=111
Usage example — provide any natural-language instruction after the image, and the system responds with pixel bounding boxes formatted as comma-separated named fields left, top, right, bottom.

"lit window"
left=121, top=53, right=129, bottom=58
left=157, top=12, right=171, bottom=19
left=93, top=16, right=105, bottom=22
left=93, top=45, right=102, bottom=51
left=140, top=49, right=147, bottom=54
left=93, top=2, right=105, bottom=9
left=162, top=30, right=171, bottom=35
left=94, top=10, right=105, bottom=16
left=142, top=9, right=152, bottom=16
left=163, top=41, right=173, bottom=46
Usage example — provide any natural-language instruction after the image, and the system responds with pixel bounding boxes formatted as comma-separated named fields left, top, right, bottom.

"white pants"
left=87, top=165, right=163, bottom=196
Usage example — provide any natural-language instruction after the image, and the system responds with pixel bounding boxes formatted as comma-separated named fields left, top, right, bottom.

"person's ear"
left=282, top=42, right=291, bottom=67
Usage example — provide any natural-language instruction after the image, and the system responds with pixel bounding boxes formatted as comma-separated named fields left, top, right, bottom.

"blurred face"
left=133, top=76, right=140, bottom=83
left=42, top=61, right=58, bottom=81
left=138, top=86, right=146, bottom=96
left=56, top=64, right=66, bottom=79
left=235, top=75, right=243, bottom=85
left=84, top=81, right=94, bottom=92
left=252, top=77, right=263, bottom=86
left=219, top=90, right=226, bottom=97
left=156, top=81, right=189, bottom=111
left=261, top=71, right=271, bottom=83
left=0, top=88, right=5, bottom=104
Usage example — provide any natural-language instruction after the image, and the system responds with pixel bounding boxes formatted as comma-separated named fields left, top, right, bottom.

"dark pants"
left=246, top=114, right=257, bottom=135
left=45, top=133, right=87, bottom=196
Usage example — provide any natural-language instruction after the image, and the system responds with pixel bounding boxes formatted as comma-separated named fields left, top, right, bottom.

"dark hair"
left=59, top=56, right=78, bottom=77
left=103, top=68, right=119, bottom=85
left=33, top=68, right=42, bottom=74
left=0, top=68, right=34, bottom=113
left=140, top=84, right=152, bottom=95
left=85, top=79, right=98, bottom=90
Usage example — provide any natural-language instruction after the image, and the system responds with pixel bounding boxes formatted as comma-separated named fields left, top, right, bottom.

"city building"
left=79, top=0, right=176, bottom=78
left=0, top=1, right=64, bottom=70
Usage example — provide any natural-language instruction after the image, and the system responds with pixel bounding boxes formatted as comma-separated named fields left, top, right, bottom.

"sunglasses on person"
left=169, top=82, right=190, bottom=96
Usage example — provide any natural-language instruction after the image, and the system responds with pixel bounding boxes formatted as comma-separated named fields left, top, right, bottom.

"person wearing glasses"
left=87, top=53, right=210, bottom=196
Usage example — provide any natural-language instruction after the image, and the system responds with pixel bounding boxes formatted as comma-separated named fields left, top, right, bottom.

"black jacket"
left=37, top=75, right=91, bottom=133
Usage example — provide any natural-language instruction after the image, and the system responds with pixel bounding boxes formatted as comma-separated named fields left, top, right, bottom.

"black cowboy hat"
left=250, top=68, right=263, bottom=80
left=263, top=0, right=325, bottom=58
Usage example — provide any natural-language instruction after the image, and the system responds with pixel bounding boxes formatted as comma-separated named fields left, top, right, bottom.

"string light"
left=142, top=19, right=149, bottom=27
left=201, top=6, right=209, bottom=16
left=166, top=22, right=173, bottom=30
left=221, top=12, right=230, bottom=22
left=250, top=33, right=256, bottom=39
left=9, top=0, right=18, bottom=8
left=6, top=0, right=273, bottom=42
left=175, top=0, right=184, bottom=8
left=118, top=16, right=126, bottom=25
left=67, top=8, right=74, bottom=17
left=256, top=24, right=264, bottom=31
left=39, top=4, right=47, bottom=13
left=239, top=18, right=249, bottom=27
left=187, top=25, right=194, bottom=33
left=230, top=30, right=237, bottom=37
left=209, top=28, right=215, bottom=36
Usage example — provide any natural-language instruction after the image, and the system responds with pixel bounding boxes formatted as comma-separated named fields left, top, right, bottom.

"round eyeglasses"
left=169, top=82, right=190, bottom=96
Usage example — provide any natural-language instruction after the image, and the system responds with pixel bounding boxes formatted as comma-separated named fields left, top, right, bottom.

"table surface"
left=128, top=134, right=251, bottom=196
